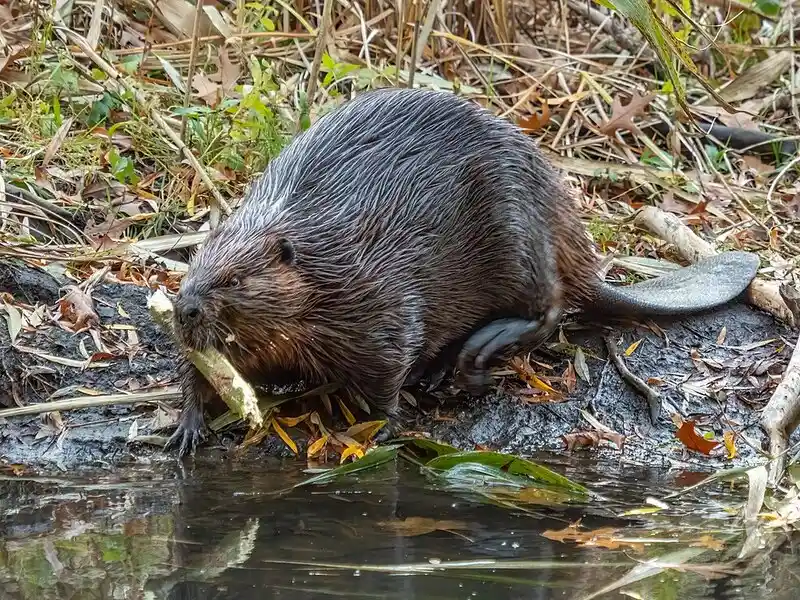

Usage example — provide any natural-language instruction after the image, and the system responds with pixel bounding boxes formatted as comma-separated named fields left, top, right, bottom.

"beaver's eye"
left=230, top=276, right=241, bottom=288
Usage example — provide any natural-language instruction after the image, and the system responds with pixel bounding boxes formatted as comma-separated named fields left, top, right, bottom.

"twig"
left=604, top=335, right=661, bottom=423
left=0, top=388, right=180, bottom=419
left=303, top=0, right=335, bottom=114
left=178, top=0, right=205, bottom=146
left=633, top=205, right=795, bottom=326
left=407, top=0, right=421, bottom=88
left=48, top=18, right=231, bottom=229
left=4, top=183, right=77, bottom=223
left=412, top=0, right=444, bottom=70
left=395, top=0, right=404, bottom=86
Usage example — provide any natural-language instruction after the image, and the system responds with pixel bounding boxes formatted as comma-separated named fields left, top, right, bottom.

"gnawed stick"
left=147, top=289, right=263, bottom=430
left=633, top=205, right=795, bottom=326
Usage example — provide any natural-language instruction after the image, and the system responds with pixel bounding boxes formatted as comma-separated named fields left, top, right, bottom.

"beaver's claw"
left=164, top=408, right=207, bottom=458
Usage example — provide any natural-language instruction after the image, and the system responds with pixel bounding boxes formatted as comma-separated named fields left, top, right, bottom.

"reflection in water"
left=0, top=455, right=797, bottom=599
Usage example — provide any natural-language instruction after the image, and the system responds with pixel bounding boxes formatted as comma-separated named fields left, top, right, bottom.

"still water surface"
left=1, top=453, right=797, bottom=599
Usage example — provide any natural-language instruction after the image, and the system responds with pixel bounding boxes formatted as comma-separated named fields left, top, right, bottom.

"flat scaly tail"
left=582, top=251, right=760, bottom=318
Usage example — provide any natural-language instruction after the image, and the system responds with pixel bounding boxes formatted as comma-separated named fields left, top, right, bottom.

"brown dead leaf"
left=675, top=419, right=721, bottom=455
left=690, top=534, right=726, bottom=552
left=218, top=46, right=241, bottom=97
left=0, top=44, right=32, bottom=75
left=562, top=361, right=577, bottom=394
left=192, top=72, right=222, bottom=106
left=600, top=92, right=656, bottom=137
left=58, top=286, right=100, bottom=331
left=518, top=100, right=550, bottom=132
left=42, top=117, right=74, bottom=166
left=379, top=516, right=469, bottom=537
left=543, top=523, right=644, bottom=552
left=563, top=430, right=625, bottom=451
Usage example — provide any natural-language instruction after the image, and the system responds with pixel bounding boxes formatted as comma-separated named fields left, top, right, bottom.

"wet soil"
left=0, top=260, right=794, bottom=473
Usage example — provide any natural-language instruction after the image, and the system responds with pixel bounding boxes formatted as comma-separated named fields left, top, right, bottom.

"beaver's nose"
left=175, top=296, right=202, bottom=328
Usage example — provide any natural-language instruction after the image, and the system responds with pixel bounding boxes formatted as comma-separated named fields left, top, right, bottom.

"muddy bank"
left=0, top=260, right=794, bottom=473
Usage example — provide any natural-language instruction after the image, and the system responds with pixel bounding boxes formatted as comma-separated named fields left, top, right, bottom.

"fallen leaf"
left=716, top=326, right=727, bottom=345
left=600, top=92, right=656, bottom=136
left=675, top=419, right=721, bottom=455
left=3, top=301, right=23, bottom=343
left=42, top=117, right=74, bottom=166
left=723, top=431, right=737, bottom=459
left=276, top=412, right=311, bottom=428
left=573, top=347, right=591, bottom=383
left=624, top=338, right=643, bottom=356
left=58, top=286, right=100, bottom=331
left=337, top=397, right=357, bottom=426
left=562, top=361, right=577, bottom=393
left=307, top=434, right=329, bottom=458
left=378, top=516, right=469, bottom=537
left=218, top=45, right=241, bottom=96
left=192, top=72, right=221, bottom=106
left=344, top=420, right=386, bottom=443
left=271, top=418, right=298, bottom=454
left=518, top=100, right=550, bottom=132
left=340, top=444, right=364, bottom=463
left=563, top=430, right=625, bottom=451
left=543, top=523, right=644, bottom=552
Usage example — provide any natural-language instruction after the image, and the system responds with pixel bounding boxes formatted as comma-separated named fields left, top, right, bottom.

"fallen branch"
left=147, top=288, right=263, bottom=430
left=0, top=388, right=180, bottom=419
left=633, top=205, right=795, bottom=326
left=604, top=335, right=661, bottom=423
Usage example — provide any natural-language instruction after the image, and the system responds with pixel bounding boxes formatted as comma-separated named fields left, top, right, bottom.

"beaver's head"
left=172, top=219, right=310, bottom=355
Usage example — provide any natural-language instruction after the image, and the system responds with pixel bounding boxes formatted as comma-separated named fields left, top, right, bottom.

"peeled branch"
left=632, top=205, right=795, bottom=326
left=147, top=288, right=263, bottom=430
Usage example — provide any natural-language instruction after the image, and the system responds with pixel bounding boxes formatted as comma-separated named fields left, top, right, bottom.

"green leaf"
left=394, top=436, right=461, bottom=459
left=595, top=0, right=737, bottom=114
left=424, top=451, right=590, bottom=496
left=294, top=444, right=400, bottom=487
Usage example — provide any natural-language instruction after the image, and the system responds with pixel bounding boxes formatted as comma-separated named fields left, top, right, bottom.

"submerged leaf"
left=424, top=450, right=590, bottom=496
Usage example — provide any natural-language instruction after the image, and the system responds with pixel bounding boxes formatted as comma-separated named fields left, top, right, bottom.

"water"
left=1, top=454, right=798, bottom=599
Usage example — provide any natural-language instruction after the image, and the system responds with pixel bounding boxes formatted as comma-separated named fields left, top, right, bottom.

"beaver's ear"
left=277, top=237, right=296, bottom=265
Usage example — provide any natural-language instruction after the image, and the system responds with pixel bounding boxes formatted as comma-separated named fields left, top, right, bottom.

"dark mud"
left=0, top=260, right=794, bottom=473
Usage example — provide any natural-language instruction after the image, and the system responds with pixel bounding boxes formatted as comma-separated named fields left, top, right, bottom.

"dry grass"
left=0, top=0, right=798, bottom=291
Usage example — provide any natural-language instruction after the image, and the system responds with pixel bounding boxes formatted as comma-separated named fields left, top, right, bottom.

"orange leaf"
left=723, top=431, right=737, bottom=459
left=277, top=412, right=311, bottom=428
left=517, top=100, right=551, bottom=132
left=675, top=420, right=720, bottom=455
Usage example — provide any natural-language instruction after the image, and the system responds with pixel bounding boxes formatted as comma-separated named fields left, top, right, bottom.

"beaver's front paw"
left=164, top=407, right=207, bottom=458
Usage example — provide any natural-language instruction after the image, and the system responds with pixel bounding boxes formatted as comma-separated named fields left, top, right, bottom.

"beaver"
left=165, top=87, right=760, bottom=457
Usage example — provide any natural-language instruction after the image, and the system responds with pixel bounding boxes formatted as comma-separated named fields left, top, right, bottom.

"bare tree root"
left=604, top=335, right=662, bottom=423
